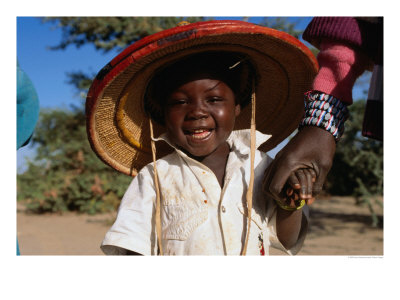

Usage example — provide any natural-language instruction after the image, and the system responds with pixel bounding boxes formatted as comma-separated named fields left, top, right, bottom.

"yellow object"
left=276, top=199, right=306, bottom=211
left=116, top=86, right=151, bottom=153
left=177, top=21, right=190, bottom=26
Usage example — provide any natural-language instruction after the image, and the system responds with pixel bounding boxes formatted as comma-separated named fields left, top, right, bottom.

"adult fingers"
left=309, top=168, right=317, bottom=183
left=312, top=167, right=329, bottom=195
left=287, top=173, right=301, bottom=190
left=263, top=158, right=291, bottom=200
left=303, top=168, right=314, bottom=198
left=292, top=169, right=306, bottom=199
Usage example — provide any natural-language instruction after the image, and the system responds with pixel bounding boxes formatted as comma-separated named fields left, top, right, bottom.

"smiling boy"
left=160, top=53, right=241, bottom=188
left=86, top=21, right=318, bottom=255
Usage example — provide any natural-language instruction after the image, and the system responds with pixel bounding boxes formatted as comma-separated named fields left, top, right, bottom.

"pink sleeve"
left=312, top=40, right=370, bottom=104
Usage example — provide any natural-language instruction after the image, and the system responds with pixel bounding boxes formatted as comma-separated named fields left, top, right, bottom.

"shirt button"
left=221, top=206, right=226, bottom=213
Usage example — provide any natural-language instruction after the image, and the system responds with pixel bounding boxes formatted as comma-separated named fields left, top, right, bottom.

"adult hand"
left=263, top=126, right=336, bottom=204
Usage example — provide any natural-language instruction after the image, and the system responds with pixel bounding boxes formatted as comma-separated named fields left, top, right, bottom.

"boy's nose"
left=187, top=102, right=209, bottom=120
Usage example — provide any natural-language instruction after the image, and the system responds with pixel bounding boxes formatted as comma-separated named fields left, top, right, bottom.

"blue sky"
left=16, top=16, right=369, bottom=172
left=17, top=17, right=120, bottom=109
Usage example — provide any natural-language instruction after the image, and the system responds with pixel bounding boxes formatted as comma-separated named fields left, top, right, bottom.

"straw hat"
left=86, top=20, right=318, bottom=176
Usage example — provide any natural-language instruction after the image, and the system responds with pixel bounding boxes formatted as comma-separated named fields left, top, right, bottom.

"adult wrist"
left=299, top=90, right=349, bottom=142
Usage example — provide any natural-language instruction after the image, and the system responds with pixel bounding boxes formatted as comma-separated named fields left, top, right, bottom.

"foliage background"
left=17, top=17, right=383, bottom=219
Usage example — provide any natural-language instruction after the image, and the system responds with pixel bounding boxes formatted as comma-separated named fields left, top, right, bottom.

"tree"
left=44, top=17, right=207, bottom=53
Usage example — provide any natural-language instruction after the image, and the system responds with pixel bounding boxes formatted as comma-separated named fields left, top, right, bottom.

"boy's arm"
left=265, top=198, right=309, bottom=255
left=276, top=208, right=304, bottom=250
left=265, top=168, right=314, bottom=253
left=275, top=168, right=315, bottom=249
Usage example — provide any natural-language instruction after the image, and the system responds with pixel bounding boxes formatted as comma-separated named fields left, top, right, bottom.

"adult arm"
left=263, top=17, right=379, bottom=201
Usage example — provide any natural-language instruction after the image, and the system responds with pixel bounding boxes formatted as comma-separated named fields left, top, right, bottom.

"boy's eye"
left=207, top=97, right=223, bottom=103
left=167, top=99, right=187, bottom=106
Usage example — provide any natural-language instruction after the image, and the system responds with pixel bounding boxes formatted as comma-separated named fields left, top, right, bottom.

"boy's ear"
left=235, top=104, right=241, bottom=117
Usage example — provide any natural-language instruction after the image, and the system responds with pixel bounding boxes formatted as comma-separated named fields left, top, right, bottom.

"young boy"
left=86, top=20, right=318, bottom=255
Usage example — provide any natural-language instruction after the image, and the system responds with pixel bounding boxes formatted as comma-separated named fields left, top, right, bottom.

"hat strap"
left=149, top=118, right=163, bottom=255
left=241, top=79, right=256, bottom=256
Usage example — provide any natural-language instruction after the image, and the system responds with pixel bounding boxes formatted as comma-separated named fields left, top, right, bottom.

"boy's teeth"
left=189, top=129, right=211, bottom=139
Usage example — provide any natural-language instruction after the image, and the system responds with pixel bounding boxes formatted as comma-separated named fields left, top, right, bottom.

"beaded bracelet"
left=276, top=199, right=306, bottom=211
left=299, top=91, right=349, bottom=142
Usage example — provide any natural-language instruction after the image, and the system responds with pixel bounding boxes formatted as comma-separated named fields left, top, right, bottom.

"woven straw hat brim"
left=86, top=20, right=318, bottom=177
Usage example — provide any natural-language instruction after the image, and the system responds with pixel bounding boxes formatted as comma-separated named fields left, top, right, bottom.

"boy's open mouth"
left=184, top=128, right=213, bottom=140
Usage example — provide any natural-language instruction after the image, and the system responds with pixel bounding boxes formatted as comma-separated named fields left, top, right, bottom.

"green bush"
left=17, top=107, right=132, bottom=214
left=325, top=100, right=383, bottom=226
left=326, top=100, right=383, bottom=195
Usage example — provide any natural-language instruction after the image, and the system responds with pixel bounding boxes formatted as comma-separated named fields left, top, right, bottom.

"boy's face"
left=164, top=75, right=240, bottom=158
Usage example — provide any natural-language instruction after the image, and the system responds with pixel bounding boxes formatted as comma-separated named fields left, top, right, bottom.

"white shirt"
left=101, top=129, right=308, bottom=255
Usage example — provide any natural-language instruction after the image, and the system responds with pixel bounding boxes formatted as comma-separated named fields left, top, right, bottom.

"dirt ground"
left=16, top=196, right=383, bottom=256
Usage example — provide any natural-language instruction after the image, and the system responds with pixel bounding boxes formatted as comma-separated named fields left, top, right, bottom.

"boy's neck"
left=187, top=142, right=230, bottom=188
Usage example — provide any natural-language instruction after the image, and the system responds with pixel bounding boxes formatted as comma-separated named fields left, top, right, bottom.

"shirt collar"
left=153, top=129, right=271, bottom=158
left=226, top=129, right=271, bottom=156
